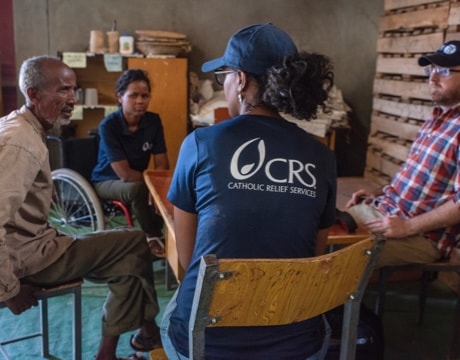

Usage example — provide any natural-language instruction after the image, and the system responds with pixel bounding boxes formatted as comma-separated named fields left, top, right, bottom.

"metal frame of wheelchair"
left=47, top=134, right=134, bottom=236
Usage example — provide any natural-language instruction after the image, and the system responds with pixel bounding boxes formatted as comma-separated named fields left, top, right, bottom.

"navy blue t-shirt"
left=91, top=109, right=167, bottom=183
left=167, top=115, right=337, bottom=359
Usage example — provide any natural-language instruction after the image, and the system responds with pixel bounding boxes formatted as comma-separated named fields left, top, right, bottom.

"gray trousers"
left=347, top=203, right=441, bottom=268
left=23, top=228, right=159, bottom=336
left=94, top=180, right=164, bottom=236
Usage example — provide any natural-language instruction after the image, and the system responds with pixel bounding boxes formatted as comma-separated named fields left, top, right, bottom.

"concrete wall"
left=13, top=0, right=384, bottom=174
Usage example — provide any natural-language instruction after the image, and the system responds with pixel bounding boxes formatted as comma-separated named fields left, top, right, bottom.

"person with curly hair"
left=161, top=23, right=337, bottom=359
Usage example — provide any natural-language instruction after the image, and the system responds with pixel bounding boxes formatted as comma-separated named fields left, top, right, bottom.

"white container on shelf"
left=85, top=88, right=98, bottom=106
left=119, top=34, right=134, bottom=55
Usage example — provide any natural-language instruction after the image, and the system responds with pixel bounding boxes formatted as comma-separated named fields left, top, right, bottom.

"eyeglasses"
left=214, top=70, right=236, bottom=86
left=423, top=65, right=460, bottom=77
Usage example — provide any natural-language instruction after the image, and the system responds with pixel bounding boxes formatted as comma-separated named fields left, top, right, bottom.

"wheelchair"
left=47, top=134, right=134, bottom=236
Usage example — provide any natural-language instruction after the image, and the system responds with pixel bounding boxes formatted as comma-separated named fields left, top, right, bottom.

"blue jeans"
left=160, top=290, right=189, bottom=360
left=160, top=288, right=331, bottom=360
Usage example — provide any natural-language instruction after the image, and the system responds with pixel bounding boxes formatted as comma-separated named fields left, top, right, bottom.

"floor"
left=0, top=264, right=457, bottom=360
left=364, top=278, right=457, bottom=360
left=0, top=261, right=176, bottom=360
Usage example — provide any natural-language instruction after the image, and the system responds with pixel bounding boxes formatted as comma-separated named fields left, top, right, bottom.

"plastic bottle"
left=119, top=34, right=134, bottom=55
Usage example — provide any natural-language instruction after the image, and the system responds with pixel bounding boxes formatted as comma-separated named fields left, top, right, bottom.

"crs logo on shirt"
left=229, top=138, right=317, bottom=187
left=142, top=142, right=153, bottom=152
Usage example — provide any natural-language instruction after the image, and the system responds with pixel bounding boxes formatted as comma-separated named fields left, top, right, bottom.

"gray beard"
left=59, top=117, right=71, bottom=126
left=49, top=118, right=70, bottom=136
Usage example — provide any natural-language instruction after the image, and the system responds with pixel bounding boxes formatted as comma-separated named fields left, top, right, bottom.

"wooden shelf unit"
left=65, top=53, right=188, bottom=169
left=128, top=57, right=188, bottom=169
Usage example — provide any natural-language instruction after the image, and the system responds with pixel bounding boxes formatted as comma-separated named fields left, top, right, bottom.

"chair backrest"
left=188, top=234, right=385, bottom=360
left=46, top=134, right=99, bottom=182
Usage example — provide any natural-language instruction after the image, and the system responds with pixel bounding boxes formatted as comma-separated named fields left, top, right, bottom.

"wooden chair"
left=150, top=234, right=385, bottom=360
left=375, top=261, right=460, bottom=360
left=0, top=279, right=83, bottom=360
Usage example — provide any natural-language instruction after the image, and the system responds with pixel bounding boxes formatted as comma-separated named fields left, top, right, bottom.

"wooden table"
left=144, top=170, right=370, bottom=284
left=144, top=170, right=185, bottom=285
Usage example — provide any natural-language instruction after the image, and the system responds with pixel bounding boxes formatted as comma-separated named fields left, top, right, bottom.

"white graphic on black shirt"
left=228, top=138, right=317, bottom=197
left=142, top=142, right=152, bottom=152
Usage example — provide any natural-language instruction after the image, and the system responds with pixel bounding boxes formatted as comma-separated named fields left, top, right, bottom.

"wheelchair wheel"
left=49, top=168, right=105, bottom=235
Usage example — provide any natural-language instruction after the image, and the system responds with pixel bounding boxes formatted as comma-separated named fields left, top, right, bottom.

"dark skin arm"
left=173, top=206, right=197, bottom=270
left=111, top=153, right=169, bottom=182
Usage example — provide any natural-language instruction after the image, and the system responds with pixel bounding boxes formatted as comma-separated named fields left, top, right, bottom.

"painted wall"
left=12, top=0, right=384, bottom=175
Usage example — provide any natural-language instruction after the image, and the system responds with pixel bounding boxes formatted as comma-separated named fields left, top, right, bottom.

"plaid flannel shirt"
left=375, top=105, right=460, bottom=258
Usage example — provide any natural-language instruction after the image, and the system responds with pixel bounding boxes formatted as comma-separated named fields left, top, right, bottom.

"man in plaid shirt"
left=346, top=40, right=460, bottom=267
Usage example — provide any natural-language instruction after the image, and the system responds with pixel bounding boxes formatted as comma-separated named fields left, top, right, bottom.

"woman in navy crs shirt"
left=162, top=23, right=337, bottom=359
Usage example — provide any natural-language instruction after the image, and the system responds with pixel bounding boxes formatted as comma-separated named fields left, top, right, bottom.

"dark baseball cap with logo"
left=418, top=40, right=460, bottom=67
left=201, top=23, right=298, bottom=76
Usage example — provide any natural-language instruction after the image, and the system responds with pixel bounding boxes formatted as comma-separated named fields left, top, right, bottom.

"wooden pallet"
left=370, top=113, right=421, bottom=140
left=370, top=0, right=460, bottom=290
left=380, top=2, right=450, bottom=32
left=448, top=1, right=460, bottom=23
left=373, top=97, right=432, bottom=121
left=384, top=0, right=448, bottom=12
left=373, top=78, right=431, bottom=100
left=377, top=31, right=444, bottom=54
left=366, top=0, right=458, bottom=182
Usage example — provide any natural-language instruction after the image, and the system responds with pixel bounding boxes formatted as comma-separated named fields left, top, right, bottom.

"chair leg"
left=374, top=267, right=389, bottom=317
left=73, top=286, right=82, bottom=360
left=340, top=300, right=360, bottom=360
left=417, top=270, right=431, bottom=325
left=447, top=277, right=460, bottom=360
left=40, top=286, right=82, bottom=360
left=40, top=298, right=50, bottom=358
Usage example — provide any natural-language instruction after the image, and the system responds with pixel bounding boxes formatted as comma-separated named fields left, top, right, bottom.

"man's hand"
left=345, top=189, right=375, bottom=208
left=5, top=284, right=41, bottom=315
left=365, top=216, right=414, bottom=238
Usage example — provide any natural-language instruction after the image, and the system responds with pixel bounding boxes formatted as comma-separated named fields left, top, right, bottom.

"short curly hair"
left=249, top=52, right=334, bottom=121
left=115, top=69, right=151, bottom=96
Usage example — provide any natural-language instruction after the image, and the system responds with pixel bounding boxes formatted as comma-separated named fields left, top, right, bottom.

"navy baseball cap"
left=201, top=23, right=298, bottom=76
left=418, top=41, right=460, bottom=67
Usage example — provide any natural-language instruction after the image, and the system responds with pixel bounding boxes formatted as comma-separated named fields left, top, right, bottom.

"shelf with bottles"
left=60, top=52, right=126, bottom=105
left=59, top=52, right=189, bottom=168
left=58, top=52, right=123, bottom=138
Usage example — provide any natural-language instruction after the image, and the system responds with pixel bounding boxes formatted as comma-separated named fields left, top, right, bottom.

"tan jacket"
left=0, top=106, right=73, bottom=301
